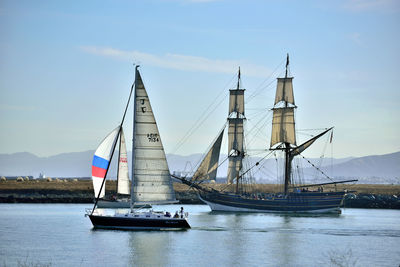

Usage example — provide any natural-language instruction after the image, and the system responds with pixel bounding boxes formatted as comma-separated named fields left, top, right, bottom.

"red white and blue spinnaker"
left=92, top=126, right=121, bottom=198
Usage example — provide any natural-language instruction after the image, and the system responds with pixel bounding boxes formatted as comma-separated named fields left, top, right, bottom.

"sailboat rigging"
left=87, top=66, right=190, bottom=230
left=174, top=55, right=357, bottom=213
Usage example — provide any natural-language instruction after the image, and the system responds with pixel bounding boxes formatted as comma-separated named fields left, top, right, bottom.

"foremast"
left=227, top=68, right=245, bottom=191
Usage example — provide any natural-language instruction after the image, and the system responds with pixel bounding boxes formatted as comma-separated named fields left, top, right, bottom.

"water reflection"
left=128, top=231, right=171, bottom=266
left=273, top=215, right=295, bottom=266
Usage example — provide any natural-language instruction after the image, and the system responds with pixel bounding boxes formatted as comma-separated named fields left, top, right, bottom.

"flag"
left=286, top=54, right=289, bottom=67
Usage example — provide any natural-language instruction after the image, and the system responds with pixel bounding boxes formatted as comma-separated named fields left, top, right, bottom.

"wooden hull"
left=88, top=213, right=190, bottom=230
left=199, top=191, right=346, bottom=213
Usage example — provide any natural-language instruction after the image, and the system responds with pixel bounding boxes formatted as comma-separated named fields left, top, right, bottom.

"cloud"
left=80, top=46, right=270, bottom=77
left=343, top=0, right=399, bottom=12
left=349, top=32, right=362, bottom=45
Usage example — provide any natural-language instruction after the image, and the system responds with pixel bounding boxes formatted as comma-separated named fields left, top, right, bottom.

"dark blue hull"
left=199, top=191, right=346, bottom=213
left=89, top=215, right=191, bottom=230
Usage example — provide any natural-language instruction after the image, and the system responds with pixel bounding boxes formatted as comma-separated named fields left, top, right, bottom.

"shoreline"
left=1, top=180, right=399, bottom=209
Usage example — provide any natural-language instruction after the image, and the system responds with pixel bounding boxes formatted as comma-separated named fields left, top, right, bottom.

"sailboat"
left=174, top=55, right=357, bottom=213
left=87, top=66, right=190, bottom=230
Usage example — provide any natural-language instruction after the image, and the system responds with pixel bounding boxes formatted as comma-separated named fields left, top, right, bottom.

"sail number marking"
left=147, top=133, right=159, bottom=142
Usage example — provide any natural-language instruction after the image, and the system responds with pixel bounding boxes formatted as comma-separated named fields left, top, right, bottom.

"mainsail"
left=131, top=68, right=177, bottom=205
left=117, top=127, right=130, bottom=195
left=270, top=107, right=296, bottom=147
left=192, top=129, right=224, bottom=182
left=92, top=126, right=121, bottom=198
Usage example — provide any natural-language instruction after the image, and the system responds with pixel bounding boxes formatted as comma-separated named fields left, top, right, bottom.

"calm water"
left=0, top=204, right=399, bottom=267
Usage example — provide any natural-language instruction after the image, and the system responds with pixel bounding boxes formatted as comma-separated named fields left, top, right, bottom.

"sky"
left=0, top=0, right=399, bottom=159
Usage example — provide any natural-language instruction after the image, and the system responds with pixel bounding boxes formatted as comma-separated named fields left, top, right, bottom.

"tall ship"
left=87, top=66, right=190, bottom=230
left=174, top=55, right=356, bottom=213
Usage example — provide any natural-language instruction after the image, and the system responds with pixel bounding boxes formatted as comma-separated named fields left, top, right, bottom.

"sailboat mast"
left=270, top=54, right=296, bottom=195
left=227, top=67, right=245, bottom=187
left=130, top=66, right=139, bottom=208
left=91, top=68, right=135, bottom=215
left=283, top=54, right=291, bottom=195
left=284, top=143, right=291, bottom=195
left=235, top=68, right=240, bottom=193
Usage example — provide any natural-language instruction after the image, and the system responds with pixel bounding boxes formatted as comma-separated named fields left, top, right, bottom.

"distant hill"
left=0, top=151, right=398, bottom=184
left=303, top=151, right=400, bottom=184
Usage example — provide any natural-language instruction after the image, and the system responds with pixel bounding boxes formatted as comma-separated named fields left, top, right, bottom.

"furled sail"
left=270, top=107, right=296, bottom=147
left=92, top=126, right=121, bottom=198
left=192, top=129, right=224, bottom=182
left=131, top=69, right=177, bottom=205
left=117, top=127, right=130, bottom=195
left=291, top=127, right=333, bottom=157
left=274, top=78, right=295, bottom=105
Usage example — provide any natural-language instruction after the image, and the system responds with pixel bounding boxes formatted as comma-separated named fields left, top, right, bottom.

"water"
left=0, top=204, right=399, bottom=267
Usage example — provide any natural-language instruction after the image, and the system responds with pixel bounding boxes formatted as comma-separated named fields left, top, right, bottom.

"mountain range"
left=0, top=151, right=399, bottom=184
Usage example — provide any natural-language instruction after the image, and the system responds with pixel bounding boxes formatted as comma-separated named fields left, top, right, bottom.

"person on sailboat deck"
left=179, top=207, right=184, bottom=218
left=174, top=211, right=179, bottom=218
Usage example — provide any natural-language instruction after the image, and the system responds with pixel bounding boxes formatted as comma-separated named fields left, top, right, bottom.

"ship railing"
left=84, top=208, right=102, bottom=216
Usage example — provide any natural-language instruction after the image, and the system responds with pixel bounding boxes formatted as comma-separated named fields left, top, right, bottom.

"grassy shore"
left=1, top=179, right=399, bottom=208
left=1, top=179, right=399, bottom=195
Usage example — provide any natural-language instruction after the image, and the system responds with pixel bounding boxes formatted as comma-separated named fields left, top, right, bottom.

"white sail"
left=117, top=128, right=130, bottom=195
left=228, top=118, right=244, bottom=154
left=131, top=69, right=177, bottom=205
left=227, top=157, right=242, bottom=184
left=227, top=118, right=244, bottom=183
left=274, top=77, right=295, bottom=105
left=229, top=89, right=245, bottom=115
left=270, top=107, right=296, bottom=147
left=192, top=129, right=224, bottom=182
left=92, top=126, right=121, bottom=199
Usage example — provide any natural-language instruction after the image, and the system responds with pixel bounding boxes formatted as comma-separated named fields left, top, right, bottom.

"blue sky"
left=0, top=0, right=399, bottom=158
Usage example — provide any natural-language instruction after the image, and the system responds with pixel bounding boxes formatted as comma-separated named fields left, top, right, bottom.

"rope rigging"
left=298, top=153, right=335, bottom=183
left=171, top=73, right=236, bottom=155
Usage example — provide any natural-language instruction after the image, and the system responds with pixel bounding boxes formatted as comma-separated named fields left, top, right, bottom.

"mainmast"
left=130, top=66, right=139, bottom=208
left=270, top=54, right=296, bottom=195
left=227, top=68, right=245, bottom=190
